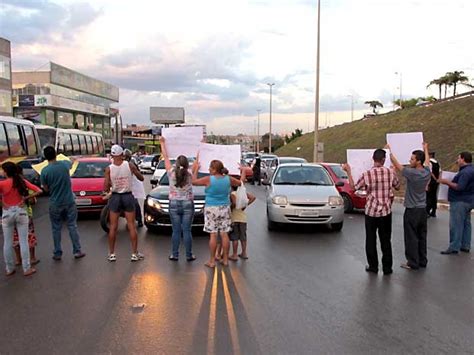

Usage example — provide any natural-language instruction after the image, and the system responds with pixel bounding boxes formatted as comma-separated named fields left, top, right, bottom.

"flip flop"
left=220, top=261, right=229, bottom=267
left=31, top=259, right=41, bottom=265
left=229, top=256, right=239, bottom=261
left=5, top=270, right=16, bottom=276
left=238, top=254, right=249, bottom=260
left=204, top=262, right=216, bottom=269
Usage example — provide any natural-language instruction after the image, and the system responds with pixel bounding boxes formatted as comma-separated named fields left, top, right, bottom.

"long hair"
left=174, top=155, right=190, bottom=188
left=210, top=160, right=228, bottom=175
left=2, top=162, right=28, bottom=197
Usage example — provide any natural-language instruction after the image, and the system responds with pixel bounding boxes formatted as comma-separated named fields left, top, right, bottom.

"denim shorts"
left=109, top=192, right=135, bottom=213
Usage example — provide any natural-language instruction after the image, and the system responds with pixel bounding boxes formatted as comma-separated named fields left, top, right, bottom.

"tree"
left=364, top=100, right=383, bottom=113
left=284, top=128, right=304, bottom=144
left=427, top=78, right=444, bottom=100
left=446, top=71, right=470, bottom=96
left=261, top=133, right=284, bottom=153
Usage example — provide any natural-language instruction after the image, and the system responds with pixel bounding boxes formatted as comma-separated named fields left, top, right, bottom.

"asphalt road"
left=0, top=179, right=473, bottom=354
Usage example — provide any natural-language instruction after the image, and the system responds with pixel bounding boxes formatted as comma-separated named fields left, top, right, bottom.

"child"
left=229, top=186, right=255, bottom=261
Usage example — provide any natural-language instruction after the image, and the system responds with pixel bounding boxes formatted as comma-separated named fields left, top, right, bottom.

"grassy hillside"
left=276, top=96, right=474, bottom=171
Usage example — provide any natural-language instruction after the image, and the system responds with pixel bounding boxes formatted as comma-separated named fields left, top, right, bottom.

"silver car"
left=262, top=156, right=307, bottom=184
left=266, top=163, right=344, bottom=231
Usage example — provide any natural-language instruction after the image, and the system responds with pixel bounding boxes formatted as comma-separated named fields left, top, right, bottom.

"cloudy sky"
left=1, top=0, right=473, bottom=134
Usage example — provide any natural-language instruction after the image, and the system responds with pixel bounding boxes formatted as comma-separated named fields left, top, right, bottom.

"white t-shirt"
left=110, top=161, right=132, bottom=193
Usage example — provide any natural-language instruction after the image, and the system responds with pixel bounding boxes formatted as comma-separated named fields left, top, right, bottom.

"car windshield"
left=273, top=166, right=333, bottom=186
left=72, top=161, right=109, bottom=178
left=159, top=172, right=208, bottom=186
left=330, top=164, right=348, bottom=179
left=143, top=156, right=154, bottom=162
left=280, top=158, right=307, bottom=165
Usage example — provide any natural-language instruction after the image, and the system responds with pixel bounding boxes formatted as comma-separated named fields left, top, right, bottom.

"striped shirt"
left=355, top=166, right=400, bottom=217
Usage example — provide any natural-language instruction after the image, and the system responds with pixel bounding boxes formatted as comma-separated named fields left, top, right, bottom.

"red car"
left=320, top=163, right=366, bottom=213
left=71, top=157, right=111, bottom=213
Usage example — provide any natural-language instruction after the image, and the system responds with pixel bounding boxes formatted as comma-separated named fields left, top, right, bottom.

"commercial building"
left=12, top=62, right=119, bottom=144
left=0, top=38, right=12, bottom=116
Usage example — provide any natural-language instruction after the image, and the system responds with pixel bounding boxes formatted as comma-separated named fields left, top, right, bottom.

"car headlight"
left=146, top=197, right=162, bottom=210
left=328, top=196, right=344, bottom=206
left=272, top=195, right=288, bottom=205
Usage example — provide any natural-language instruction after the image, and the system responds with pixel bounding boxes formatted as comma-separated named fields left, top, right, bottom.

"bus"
left=35, top=125, right=105, bottom=157
left=0, top=115, right=42, bottom=185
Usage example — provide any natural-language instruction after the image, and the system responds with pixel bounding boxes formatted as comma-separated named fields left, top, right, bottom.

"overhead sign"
left=150, top=107, right=185, bottom=124
left=18, top=95, right=35, bottom=107
left=386, top=132, right=424, bottom=165
left=162, top=126, right=203, bottom=158
left=347, top=149, right=391, bottom=183
left=198, top=143, right=241, bottom=176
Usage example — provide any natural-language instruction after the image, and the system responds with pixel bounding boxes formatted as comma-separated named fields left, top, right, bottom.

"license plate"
left=299, top=210, right=319, bottom=217
left=75, top=198, right=92, bottom=206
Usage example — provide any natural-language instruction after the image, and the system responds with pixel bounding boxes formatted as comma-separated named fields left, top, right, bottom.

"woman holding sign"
left=192, top=158, right=245, bottom=267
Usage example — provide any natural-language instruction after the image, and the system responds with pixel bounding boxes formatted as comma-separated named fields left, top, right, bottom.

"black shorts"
left=230, top=222, right=247, bottom=241
left=109, top=192, right=135, bottom=213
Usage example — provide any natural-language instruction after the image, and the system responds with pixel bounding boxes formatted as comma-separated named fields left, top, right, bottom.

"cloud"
left=0, top=0, right=102, bottom=44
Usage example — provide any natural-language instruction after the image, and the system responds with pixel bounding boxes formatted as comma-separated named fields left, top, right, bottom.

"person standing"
left=41, top=147, right=85, bottom=261
left=438, top=151, right=474, bottom=254
left=1, top=162, right=42, bottom=276
left=343, top=149, right=400, bottom=275
left=252, top=155, right=261, bottom=185
left=159, top=137, right=196, bottom=261
left=426, top=152, right=441, bottom=217
left=388, top=143, right=431, bottom=270
left=104, top=145, right=145, bottom=262
left=229, top=185, right=256, bottom=261
left=192, top=159, right=245, bottom=267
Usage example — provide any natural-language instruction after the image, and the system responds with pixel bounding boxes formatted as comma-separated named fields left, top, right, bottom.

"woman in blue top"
left=192, top=159, right=244, bottom=267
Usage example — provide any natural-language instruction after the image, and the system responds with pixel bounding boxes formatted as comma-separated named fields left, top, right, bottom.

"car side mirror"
left=335, top=181, right=344, bottom=187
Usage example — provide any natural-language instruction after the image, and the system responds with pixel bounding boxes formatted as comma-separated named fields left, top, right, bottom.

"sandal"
left=238, top=254, right=249, bottom=260
left=31, top=259, right=41, bottom=265
left=6, top=270, right=16, bottom=277
left=23, top=268, right=36, bottom=277
left=204, top=262, right=216, bottom=268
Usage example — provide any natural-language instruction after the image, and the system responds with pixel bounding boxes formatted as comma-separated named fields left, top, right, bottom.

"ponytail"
left=174, top=155, right=190, bottom=188
left=2, top=162, right=28, bottom=197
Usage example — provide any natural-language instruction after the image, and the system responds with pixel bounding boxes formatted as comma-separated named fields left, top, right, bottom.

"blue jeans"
left=2, top=206, right=30, bottom=272
left=449, top=201, right=472, bottom=251
left=49, top=202, right=82, bottom=257
left=169, top=200, right=194, bottom=258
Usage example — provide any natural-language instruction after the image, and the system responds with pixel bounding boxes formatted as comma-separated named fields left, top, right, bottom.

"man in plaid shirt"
left=343, top=149, right=400, bottom=275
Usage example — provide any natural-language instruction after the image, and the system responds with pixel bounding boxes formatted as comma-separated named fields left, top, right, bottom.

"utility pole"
left=313, top=0, right=321, bottom=163
left=267, top=83, right=275, bottom=153
left=256, top=109, right=261, bottom=153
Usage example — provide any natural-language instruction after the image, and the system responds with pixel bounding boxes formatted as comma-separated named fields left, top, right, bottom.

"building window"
left=0, top=89, right=12, bottom=114
left=46, top=110, right=55, bottom=125
left=93, top=116, right=103, bottom=135
left=58, top=111, right=74, bottom=128
left=0, top=55, right=11, bottom=80
left=75, top=114, right=85, bottom=129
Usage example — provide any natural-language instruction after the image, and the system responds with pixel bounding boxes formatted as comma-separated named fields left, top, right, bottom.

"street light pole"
left=313, top=0, right=321, bottom=163
left=256, top=109, right=261, bottom=153
left=347, top=94, right=354, bottom=122
left=267, top=83, right=275, bottom=153
left=395, top=71, right=402, bottom=107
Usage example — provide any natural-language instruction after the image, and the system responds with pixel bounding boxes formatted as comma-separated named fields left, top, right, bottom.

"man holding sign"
left=343, top=149, right=400, bottom=275
left=438, top=151, right=474, bottom=255
left=388, top=142, right=431, bottom=271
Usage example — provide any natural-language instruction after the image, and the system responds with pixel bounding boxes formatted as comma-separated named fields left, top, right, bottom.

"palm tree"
left=364, top=100, right=383, bottom=114
left=446, top=71, right=470, bottom=96
left=427, top=78, right=443, bottom=100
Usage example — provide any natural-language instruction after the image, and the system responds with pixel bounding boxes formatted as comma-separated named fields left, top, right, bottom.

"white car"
left=139, top=155, right=157, bottom=174
left=266, top=163, right=344, bottom=231
left=150, top=158, right=195, bottom=187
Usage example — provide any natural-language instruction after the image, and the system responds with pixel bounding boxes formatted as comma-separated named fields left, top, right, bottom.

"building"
left=0, top=38, right=12, bottom=116
left=12, top=62, right=119, bottom=144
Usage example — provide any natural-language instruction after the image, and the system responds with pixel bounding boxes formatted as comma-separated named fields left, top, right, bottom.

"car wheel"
left=341, top=194, right=353, bottom=213
left=329, top=222, right=343, bottom=232
left=100, top=205, right=110, bottom=233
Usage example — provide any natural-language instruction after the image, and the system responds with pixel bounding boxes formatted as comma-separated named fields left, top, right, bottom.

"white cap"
left=111, top=144, right=124, bottom=156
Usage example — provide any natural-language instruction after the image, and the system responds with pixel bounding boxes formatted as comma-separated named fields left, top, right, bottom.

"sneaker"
left=137, top=221, right=144, bottom=228
left=52, top=255, right=62, bottom=261
left=187, top=255, right=197, bottom=262
left=74, top=252, right=86, bottom=259
left=108, top=254, right=117, bottom=262
left=131, top=252, right=145, bottom=262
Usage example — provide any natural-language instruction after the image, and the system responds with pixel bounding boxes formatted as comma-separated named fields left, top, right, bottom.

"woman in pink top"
left=0, top=162, right=42, bottom=276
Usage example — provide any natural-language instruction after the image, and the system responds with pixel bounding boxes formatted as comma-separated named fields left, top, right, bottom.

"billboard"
left=150, top=107, right=185, bottom=124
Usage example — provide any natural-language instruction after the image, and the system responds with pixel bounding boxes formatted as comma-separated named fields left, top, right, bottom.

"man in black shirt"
left=426, top=152, right=440, bottom=217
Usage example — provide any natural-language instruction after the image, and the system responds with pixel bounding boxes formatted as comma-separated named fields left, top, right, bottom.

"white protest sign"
left=347, top=149, right=391, bottom=183
left=162, top=126, right=203, bottom=159
left=437, top=171, right=456, bottom=201
left=386, top=132, right=424, bottom=165
left=198, top=143, right=241, bottom=175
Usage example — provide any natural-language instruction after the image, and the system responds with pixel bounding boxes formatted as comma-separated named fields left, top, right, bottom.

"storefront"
left=12, top=62, right=119, bottom=145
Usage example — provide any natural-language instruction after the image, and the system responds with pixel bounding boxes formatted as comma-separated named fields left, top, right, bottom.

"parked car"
left=150, top=157, right=195, bottom=187
left=266, top=163, right=344, bottom=231
left=139, top=155, right=158, bottom=174
left=262, top=156, right=307, bottom=184
left=144, top=172, right=206, bottom=232
left=242, top=152, right=258, bottom=165
left=240, top=160, right=254, bottom=183
left=320, top=163, right=366, bottom=213
left=71, top=157, right=110, bottom=213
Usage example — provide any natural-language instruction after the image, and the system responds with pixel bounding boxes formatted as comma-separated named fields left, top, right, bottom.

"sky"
left=1, top=0, right=473, bottom=135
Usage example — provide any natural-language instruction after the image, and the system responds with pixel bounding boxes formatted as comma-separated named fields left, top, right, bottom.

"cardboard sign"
left=347, top=149, right=391, bottom=182
left=162, top=126, right=203, bottom=159
left=198, top=143, right=241, bottom=175
left=386, top=132, right=424, bottom=165
left=437, top=171, right=456, bottom=201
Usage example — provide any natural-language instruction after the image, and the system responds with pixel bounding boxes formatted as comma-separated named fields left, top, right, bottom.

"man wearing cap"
left=104, top=145, right=145, bottom=262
